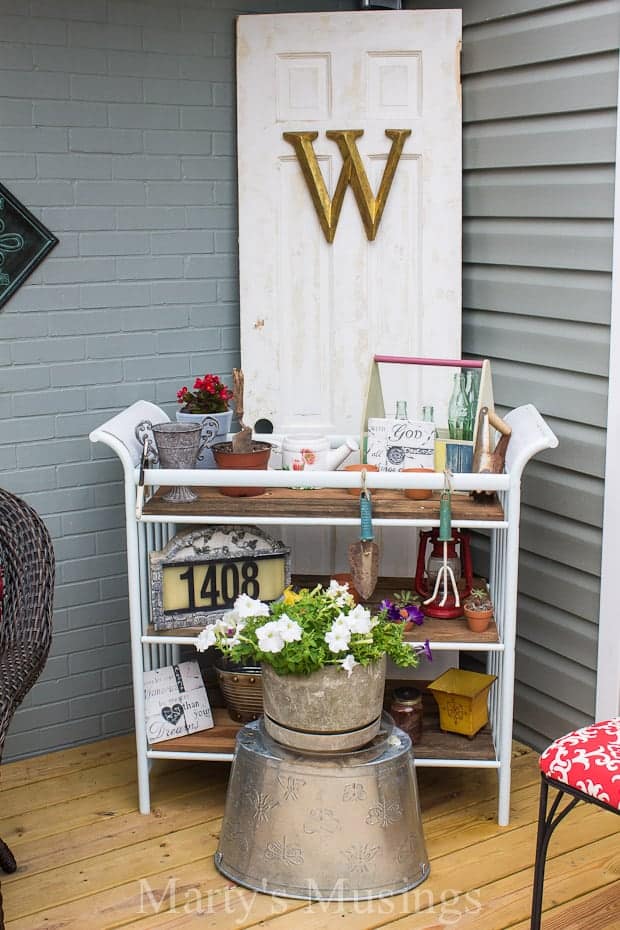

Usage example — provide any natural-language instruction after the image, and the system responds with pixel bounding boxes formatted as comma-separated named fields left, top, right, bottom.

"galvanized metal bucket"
left=215, top=717, right=430, bottom=900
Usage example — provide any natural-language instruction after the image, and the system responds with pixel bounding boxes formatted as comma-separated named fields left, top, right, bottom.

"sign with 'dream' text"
left=144, top=661, right=213, bottom=744
left=367, top=418, right=435, bottom=472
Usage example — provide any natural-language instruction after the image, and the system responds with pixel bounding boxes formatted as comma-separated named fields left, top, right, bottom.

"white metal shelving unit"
left=90, top=400, right=557, bottom=824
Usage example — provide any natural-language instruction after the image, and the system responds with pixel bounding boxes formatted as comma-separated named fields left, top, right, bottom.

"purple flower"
left=404, top=604, right=425, bottom=625
left=422, top=639, right=433, bottom=661
left=380, top=598, right=425, bottom=625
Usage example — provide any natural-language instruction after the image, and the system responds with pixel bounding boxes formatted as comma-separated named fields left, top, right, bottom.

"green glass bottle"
left=464, top=371, right=478, bottom=441
left=448, top=373, right=468, bottom=440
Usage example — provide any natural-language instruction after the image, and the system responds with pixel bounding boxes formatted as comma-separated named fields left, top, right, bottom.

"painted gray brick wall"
left=0, top=0, right=354, bottom=761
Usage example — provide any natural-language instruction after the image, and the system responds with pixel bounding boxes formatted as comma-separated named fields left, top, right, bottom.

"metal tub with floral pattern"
left=215, top=716, right=429, bottom=900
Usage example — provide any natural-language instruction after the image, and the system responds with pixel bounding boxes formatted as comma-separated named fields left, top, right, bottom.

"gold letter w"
left=282, top=129, right=411, bottom=243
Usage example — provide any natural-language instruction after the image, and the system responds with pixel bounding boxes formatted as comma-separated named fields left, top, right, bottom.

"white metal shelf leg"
left=497, top=483, right=522, bottom=826
left=126, top=482, right=151, bottom=815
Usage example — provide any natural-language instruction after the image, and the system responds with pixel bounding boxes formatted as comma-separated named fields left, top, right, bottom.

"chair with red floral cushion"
left=0, top=488, right=54, bottom=930
left=530, top=718, right=620, bottom=929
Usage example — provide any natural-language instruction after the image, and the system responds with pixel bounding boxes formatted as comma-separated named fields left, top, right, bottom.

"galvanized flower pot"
left=262, top=657, right=386, bottom=752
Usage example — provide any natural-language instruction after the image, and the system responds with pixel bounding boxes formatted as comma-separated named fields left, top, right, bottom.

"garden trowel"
left=231, top=368, right=253, bottom=453
left=348, top=477, right=379, bottom=600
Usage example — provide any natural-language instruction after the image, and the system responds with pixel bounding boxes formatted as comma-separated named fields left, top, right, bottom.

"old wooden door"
left=237, top=9, right=462, bottom=575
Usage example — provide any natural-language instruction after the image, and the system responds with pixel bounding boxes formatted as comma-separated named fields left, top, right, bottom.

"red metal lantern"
left=414, top=528, right=473, bottom=619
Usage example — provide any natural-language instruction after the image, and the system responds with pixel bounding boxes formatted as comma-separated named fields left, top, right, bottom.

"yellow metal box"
left=428, top=668, right=497, bottom=738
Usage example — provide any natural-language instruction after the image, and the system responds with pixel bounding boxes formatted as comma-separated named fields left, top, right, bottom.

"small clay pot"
left=401, top=467, right=434, bottom=500
left=212, top=441, right=271, bottom=497
left=463, top=605, right=493, bottom=633
left=342, top=463, right=379, bottom=496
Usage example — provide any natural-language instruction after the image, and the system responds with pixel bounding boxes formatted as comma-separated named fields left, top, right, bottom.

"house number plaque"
left=149, top=526, right=291, bottom=631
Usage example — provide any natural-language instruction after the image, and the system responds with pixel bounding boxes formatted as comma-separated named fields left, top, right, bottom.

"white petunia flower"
left=326, top=579, right=354, bottom=608
left=234, top=593, right=270, bottom=619
left=256, top=620, right=285, bottom=654
left=340, top=654, right=358, bottom=677
left=332, top=613, right=351, bottom=635
left=325, top=628, right=351, bottom=653
left=276, top=613, right=303, bottom=643
left=346, top=604, right=373, bottom=635
left=195, top=627, right=217, bottom=652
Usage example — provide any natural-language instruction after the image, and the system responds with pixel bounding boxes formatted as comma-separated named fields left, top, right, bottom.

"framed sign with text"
left=149, top=525, right=291, bottom=631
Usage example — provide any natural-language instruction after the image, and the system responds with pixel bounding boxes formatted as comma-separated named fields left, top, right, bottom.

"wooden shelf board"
left=148, top=707, right=494, bottom=763
left=292, top=574, right=501, bottom=645
left=145, top=575, right=500, bottom=645
left=148, top=707, right=241, bottom=754
left=411, top=716, right=496, bottom=762
left=143, top=486, right=503, bottom=522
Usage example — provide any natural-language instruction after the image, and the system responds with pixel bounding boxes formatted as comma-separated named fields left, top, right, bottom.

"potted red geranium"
left=176, top=373, right=233, bottom=469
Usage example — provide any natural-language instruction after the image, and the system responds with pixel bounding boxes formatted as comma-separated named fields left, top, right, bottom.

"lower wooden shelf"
left=147, top=707, right=496, bottom=763
left=148, top=707, right=241, bottom=754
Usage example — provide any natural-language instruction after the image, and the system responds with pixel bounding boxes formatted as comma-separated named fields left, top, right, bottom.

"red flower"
left=178, top=373, right=232, bottom=414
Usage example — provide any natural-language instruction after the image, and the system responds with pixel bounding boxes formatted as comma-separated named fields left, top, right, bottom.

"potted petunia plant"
left=197, top=580, right=432, bottom=750
left=176, top=373, right=233, bottom=468
left=378, top=590, right=425, bottom=632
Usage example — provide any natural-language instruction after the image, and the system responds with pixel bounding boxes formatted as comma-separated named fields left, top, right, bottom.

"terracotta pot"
left=463, top=604, right=493, bottom=633
left=212, top=441, right=271, bottom=497
left=342, top=463, right=379, bottom=496
left=401, top=467, right=434, bottom=500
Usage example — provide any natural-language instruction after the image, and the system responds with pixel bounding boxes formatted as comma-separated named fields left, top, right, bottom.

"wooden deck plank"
left=0, top=735, right=616, bottom=930
left=1, top=747, right=534, bottom=875
left=512, top=881, right=620, bottom=930
left=6, top=775, right=616, bottom=930
left=0, top=735, right=135, bottom=791
left=0, top=757, right=152, bottom=819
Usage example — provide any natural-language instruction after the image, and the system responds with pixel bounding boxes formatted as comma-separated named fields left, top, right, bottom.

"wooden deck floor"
left=0, top=736, right=618, bottom=929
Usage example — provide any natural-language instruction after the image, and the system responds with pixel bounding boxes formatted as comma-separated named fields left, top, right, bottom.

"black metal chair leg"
left=530, top=776, right=550, bottom=930
left=0, top=839, right=16, bottom=875
left=530, top=775, right=581, bottom=930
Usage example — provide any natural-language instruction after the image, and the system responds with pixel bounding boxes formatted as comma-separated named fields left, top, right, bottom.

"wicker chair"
left=0, top=488, right=54, bottom=930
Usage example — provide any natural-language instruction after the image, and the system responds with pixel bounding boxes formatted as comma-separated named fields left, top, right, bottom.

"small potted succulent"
left=176, top=373, right=233, bottom=469
left=462, top=585, right=494, bottom=633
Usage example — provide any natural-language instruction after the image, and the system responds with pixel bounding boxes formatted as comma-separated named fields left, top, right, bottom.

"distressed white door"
left=237, top=10, right=462, bottom=574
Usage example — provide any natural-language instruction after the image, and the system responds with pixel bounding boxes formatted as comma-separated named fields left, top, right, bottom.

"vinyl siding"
left=459, top=0, right=619, bottom=749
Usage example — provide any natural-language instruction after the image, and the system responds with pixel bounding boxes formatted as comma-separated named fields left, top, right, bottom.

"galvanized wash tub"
left=215, top=716, right=430, bottom=901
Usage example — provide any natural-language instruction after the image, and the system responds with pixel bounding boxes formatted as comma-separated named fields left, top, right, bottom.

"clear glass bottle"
left=395, top=400, right=408, bottom=420
left=448, top=372, right=469, bottom=440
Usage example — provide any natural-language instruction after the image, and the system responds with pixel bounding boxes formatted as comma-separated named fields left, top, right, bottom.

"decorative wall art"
left=143, top=660, right=214, bottom=744
left=0, top=182, right=58, bottom=310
